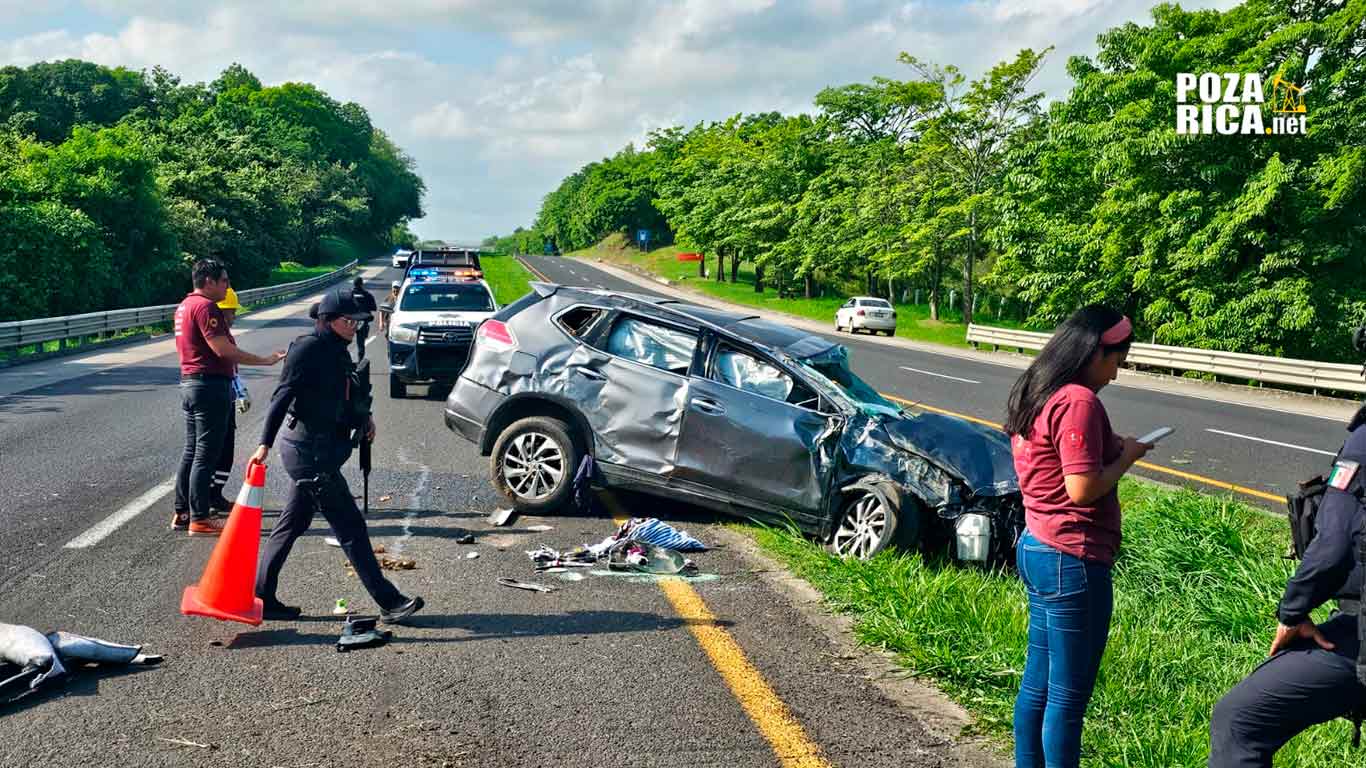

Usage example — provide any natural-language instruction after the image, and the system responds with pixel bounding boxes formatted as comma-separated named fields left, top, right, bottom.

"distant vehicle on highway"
left=392, top=249, right=413, bottom=269
left=386, top=276, right=498, bottom=398
left=443, top=285, right=1022, bottom=563
left=836, top=296, right=897, bottom=336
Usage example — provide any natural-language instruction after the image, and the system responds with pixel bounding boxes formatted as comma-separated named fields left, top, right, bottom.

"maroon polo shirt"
left=174, top=292, right=234, bottom=377
left=1011, top=383, right=1124, bottom=564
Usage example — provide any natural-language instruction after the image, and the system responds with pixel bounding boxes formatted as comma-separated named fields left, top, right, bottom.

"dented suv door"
left=673, top=339, right=832, bottom=527
left=570, top=312, right=698, bottom=477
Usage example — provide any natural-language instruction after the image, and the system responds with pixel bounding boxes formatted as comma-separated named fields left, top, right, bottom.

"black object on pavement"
left=336, top=616, right=391, bottom=653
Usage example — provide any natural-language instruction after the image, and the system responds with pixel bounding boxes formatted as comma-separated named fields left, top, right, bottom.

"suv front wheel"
left=827, top=481, right=920, bottom=560
left=490, top=416, right=581, bottom=513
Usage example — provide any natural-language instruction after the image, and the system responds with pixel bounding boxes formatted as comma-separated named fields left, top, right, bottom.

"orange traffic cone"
left=180, top=461, right=266, bottom=625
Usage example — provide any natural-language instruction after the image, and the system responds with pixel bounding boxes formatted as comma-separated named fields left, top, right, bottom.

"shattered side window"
left=605, top=316, right=697, bottom=375
left=714, top=347, right=794, bottom=402
left=556, top=306, right=606, bottom=339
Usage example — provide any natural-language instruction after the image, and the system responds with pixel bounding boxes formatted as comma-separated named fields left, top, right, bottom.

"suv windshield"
left=400, top=283, right=494, bottom=312
left=797, top=346, right=901, bottom=417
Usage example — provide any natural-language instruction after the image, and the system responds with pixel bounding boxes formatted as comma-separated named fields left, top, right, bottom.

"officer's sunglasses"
left=337, top=317, right=359, bottom=327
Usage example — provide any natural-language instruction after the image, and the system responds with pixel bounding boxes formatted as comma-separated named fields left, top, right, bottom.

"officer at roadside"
left=1209, top=381, right=1366, bottom=764
left=351, top=276, right=378, bottom=361
left=173, top=259, right=284, bottom=535
left=248, top=286, right=423, bottom=623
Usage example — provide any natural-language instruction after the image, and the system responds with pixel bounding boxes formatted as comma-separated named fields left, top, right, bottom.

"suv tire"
left=827, top=481, right=920, bottom=560
left=491, top=416, right=582, bottom=513
left=390, top=373, right=407, bottom=399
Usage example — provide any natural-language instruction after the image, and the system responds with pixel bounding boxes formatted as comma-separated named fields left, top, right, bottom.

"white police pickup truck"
left=385, top=276, right=498, bottom=398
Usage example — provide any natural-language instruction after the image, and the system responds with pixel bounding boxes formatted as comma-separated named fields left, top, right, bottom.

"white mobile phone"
left=1138, top=426, right=1174, bottom=445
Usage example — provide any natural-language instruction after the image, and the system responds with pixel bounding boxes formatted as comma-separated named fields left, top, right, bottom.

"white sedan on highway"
left=836, top=296, right=897, bottom=336
left=392, top=249, right=412, bottom=268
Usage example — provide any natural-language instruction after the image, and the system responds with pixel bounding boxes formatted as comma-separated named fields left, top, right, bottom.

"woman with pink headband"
left=1003, top=305, right=1150, bottom=767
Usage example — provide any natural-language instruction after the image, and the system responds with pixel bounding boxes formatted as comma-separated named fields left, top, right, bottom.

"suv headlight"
left=390, top=324, right=418, bottom=343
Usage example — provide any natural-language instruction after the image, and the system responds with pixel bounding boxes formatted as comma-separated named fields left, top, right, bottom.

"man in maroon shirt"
left=173, top=259, right=285, bottom=535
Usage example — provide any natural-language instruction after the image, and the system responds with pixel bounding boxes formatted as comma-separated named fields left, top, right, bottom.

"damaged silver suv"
left=444, top=284, right=1023, bottom=563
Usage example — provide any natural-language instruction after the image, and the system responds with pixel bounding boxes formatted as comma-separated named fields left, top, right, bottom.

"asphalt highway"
left=0, top=262, right=989, bottom=768
left=525, top=255, right=1359, bottom=510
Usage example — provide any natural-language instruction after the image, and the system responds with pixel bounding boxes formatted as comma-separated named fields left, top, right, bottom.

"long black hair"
left=1004, top=304, right=1134, bottom=438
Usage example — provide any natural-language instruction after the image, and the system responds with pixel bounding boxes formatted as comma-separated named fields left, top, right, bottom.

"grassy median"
left=481, top=253, right=537, bottom=305
left=748, top=480, right=1352, bottom=766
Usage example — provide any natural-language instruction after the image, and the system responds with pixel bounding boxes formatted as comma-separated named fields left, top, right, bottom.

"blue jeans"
left=1014, top=530, right=1114, bottom=768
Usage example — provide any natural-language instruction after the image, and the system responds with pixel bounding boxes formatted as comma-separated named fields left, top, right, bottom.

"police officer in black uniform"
left=249, top=286, right=423, bottom=623
left=1209, top=398, right=1366, bottom=764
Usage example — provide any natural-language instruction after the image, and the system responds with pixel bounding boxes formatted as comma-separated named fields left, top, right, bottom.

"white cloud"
left=3, top=0, right=1239, bottom=240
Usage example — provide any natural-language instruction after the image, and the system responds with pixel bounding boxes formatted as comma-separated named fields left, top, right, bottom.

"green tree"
left=900, top=48, right=1050, bottom=325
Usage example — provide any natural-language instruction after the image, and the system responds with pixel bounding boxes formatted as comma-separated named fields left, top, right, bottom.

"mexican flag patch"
left=1327, top=459, right=1360, bottom=491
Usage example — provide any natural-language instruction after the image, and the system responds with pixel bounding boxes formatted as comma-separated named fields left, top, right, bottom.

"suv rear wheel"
left=490, top=416, right=581, bottom=513
left=827, top=481, right=920, bottom=560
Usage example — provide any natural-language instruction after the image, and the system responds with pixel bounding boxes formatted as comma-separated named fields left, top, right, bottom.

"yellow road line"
left=882, top=394, right=1284, bottom=504
left=518, top=255, right=550, bottom=282
left=602, top=506, right=830, bottom=768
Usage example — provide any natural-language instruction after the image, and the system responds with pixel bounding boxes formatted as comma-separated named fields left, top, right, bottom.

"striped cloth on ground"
left=620, top=517, right=706, bottom=552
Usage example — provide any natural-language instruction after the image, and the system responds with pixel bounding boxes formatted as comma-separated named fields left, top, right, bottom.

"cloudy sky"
left=3, top=0, right=1233, bottom=241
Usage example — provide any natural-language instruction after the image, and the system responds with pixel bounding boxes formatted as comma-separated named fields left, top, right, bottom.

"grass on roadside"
left=480, top=254, right=537, bottom=306
left=267, top=261, right=346, bottom=286
left=747, top=480, right=1351, bottom=767
left=566, top=236, right=1032, bottom=350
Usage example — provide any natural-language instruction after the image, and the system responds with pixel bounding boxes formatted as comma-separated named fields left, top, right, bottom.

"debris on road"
left=378, top=494, right=393, bottom=503
left=456, top=534, right=476, bottom=545
left=0, top=623, right=63, bottom=691
left=373, top=544, right=387, bottom=554
left=525, top=524, right=554, bottom=532
left=325, top=537, right=342, bottom=548
left=526, top=545, right=596, bottom=570
left=156, top=737, right=215, bottom=750
left=557, top=572, right=586, bottom=582
left=614, top=517, right=707, bottom=552
left=607, top=540, right=699, bottom=576
left=496, top=577, right=556, bottom=594
left=333, top=598, right=349, bottom=615
left=465, top=552, right=480, bottom=560
left=378, top=555, right=416, bottom=571
left=1, top=622, right=163, bottom=694
left=336, top=616, right=391, bottom=653
left=488, top=507, right=515, bottom=526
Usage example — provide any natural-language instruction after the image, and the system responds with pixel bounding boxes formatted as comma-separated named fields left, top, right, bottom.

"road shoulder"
left=711, top=525, right=1008, bottom=767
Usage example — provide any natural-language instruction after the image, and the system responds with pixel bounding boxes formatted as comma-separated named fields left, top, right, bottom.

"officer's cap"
left=317, top=287, right=374, bottom=321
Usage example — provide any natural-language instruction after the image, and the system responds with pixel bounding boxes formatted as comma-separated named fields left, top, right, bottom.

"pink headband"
left=1100, top=316, right=1132, bottom=346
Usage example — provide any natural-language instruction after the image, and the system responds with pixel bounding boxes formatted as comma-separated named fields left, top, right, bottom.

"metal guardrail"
left=966, top=324, right=1366, bottom=394
left=0, top=261, right=357, bottom=352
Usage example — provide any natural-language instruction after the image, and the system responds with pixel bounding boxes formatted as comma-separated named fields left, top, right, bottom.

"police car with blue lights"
left=386, top=268, right=498, bottom=398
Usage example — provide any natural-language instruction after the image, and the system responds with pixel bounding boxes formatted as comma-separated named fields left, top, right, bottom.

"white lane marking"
left=389, top=447, right=430, bottom=555
left=1204, top=428, right=1336, bottom=457
left=898, top=366, right=981, bottom=385
left=64, top=478, right=176, bottom=548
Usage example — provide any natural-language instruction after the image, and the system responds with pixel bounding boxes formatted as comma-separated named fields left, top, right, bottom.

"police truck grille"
left=418, top=327, right=474, bottom=345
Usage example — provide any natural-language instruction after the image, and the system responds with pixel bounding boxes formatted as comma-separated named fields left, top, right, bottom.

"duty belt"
left=285, top=415, right=349, bottom=441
